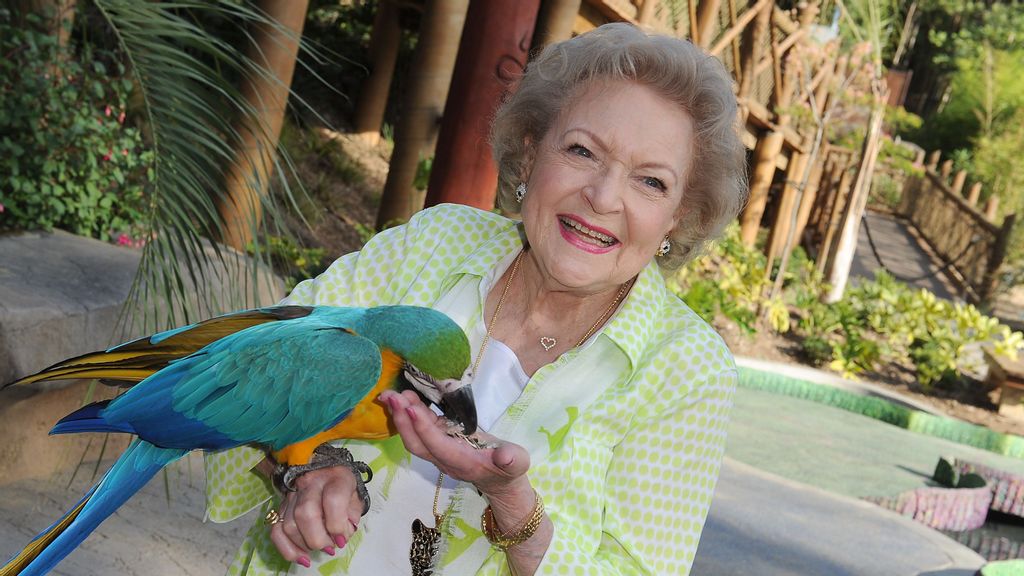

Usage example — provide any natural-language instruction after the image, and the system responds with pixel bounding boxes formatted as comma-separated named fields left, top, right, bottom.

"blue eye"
left=643, top=176, right=666, bottom=191
left=568, top=144, right=592, bottom=158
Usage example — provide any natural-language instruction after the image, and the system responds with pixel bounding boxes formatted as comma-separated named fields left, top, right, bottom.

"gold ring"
left=265, top=508, right=284, bottom=526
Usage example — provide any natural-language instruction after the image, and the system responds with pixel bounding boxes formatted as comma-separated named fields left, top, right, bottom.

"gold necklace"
left=409, top=250, right=631, bottom=575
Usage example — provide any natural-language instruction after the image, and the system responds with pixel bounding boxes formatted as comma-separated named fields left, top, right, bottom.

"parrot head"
left=360, top=306, right=476, bottom=435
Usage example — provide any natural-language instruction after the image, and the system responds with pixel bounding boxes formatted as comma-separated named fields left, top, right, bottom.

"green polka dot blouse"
left=204, top=203, right=737, bottom=575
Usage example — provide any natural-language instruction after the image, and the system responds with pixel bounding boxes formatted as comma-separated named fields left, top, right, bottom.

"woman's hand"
left=267, top=465, right=366, bottom=568
left=380, top=390, right=531, bottom=499
left=382, top=390, right=554, bottom=575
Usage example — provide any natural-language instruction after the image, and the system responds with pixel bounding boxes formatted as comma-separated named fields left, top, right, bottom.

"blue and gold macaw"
left=0, top=305, right=474, bottom=576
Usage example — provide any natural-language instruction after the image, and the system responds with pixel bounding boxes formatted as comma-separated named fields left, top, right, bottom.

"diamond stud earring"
left=515, top=183, right=527, bottom=202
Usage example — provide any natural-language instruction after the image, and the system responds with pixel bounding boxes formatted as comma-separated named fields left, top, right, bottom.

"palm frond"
left=90, top=0, right=316, bottom=335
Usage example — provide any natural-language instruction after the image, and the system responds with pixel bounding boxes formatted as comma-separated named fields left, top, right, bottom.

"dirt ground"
left=288, top=127, right=1024, bottom=440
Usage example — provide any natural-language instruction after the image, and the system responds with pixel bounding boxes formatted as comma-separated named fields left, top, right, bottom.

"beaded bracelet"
left=481, top=491, right=545, bottom=550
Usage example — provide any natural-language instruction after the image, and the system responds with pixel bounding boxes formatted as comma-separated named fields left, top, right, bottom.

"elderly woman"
left=206, top=22, right=746, bottom=576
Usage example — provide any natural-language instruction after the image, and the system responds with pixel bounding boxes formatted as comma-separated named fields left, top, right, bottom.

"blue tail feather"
left=8, top=440, right=186, bottom=576
left=49, top=400, right=136, bottom=436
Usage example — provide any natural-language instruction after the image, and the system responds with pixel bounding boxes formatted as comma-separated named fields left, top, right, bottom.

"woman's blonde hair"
left=491, top=22, right=747, bottom=269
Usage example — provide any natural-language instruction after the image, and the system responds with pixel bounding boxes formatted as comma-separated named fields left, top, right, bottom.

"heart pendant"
left=539, top=337, right=557, bottom=351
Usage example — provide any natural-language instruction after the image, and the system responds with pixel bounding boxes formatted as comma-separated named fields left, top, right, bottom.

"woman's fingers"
left=268, top=466, right=365, bottom=565
left=381, top=390, right=435, bottom=460
left=271, top=496, right=312, bottom=567
left=382, top=390, right=531, bottom=491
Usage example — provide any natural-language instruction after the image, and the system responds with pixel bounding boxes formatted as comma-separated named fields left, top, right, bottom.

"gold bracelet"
left=481, top=491, right=545, bottom=550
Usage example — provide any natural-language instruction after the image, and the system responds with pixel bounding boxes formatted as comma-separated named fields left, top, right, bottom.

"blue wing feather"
left=97, top=318, right=383, bottom=452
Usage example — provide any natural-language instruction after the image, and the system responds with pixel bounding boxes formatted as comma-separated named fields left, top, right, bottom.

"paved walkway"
left=851, top=211, right=959, bottom=299
left=0, top=453, right=253, bottom=576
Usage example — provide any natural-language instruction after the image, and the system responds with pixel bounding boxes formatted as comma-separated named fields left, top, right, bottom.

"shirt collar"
left=446, top=216, right=662, bottom=373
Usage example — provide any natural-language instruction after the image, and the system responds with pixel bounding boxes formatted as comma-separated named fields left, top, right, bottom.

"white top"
left=347, top=253, right=529, bottom=574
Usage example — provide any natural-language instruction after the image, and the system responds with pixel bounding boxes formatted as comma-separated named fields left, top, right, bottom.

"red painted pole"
left=424, top=0, right=541, bottom=210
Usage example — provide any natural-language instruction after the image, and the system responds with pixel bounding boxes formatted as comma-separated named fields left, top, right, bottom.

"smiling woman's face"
left=521, top=79, right=695, bottom=294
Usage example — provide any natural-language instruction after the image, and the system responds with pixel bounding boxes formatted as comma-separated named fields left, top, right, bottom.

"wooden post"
left=689, top=0, right=700, bottom=41
left=817, top=166, right=853, bottom=275
left=967, top=182, right=983, bottom=206
left=532, top=0, right=580, bottom=48
left=798, top=0, right=819, bottom=27
left=813, top=55, right=836, bottom=117
left=425, top=0, right=540, bottom=211
left=793, top=155, right=826, bottom=247
left=376, top=0, right=469, bottom=229
left=766, top=151, right=808, bottom=261
left=218, top=0, right=308, bottom=251
left=951, top=170, right=968, bottom=196
left=926, top=150, right=941, bottom=171
left=353, top=0, right=402, bottom=145
left=808, top=153, right=839, bottom=238
left=740, top=130, right=785, bottom=246
left=940, top=159, right=954, bottom=180
left=637, top=0, right=657, bottom=24
left=695, top=0, right=723, bottom=48
left=985, top=196, right=1001, bottom=221
left=914, top=149, right=926, bottom=167
left=737, top=0, right=771, bottom=101
left=981, top=213, right=1017, bottom=304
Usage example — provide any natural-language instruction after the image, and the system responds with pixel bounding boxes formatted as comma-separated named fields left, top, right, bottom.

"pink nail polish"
left=297, top=556, right=311, bottom=568
left=334, top=534, right=347, bottom=548
left=322, top=546, right=335, bottom=556
left=406, top=406, right=418, bottom=421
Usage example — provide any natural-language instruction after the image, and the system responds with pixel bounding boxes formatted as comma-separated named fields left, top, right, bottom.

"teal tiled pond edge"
left=738, top=366, right=1024, bottom=460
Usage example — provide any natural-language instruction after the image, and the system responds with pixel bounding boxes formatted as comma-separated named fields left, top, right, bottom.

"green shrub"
left=0, top=12, right=152, bottom=241
left=670, top=223, right=1024, bottom=386
left=250, top=235, right=327, bottom=291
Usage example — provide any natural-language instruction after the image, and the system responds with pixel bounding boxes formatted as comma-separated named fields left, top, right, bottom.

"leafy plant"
left=248, top=235, right=325, bottom=291
left=672, top=226, right=1024, bottom=387
left=68, top=0, right=328, bottom=334
left=672, top=224, right=776, bottom=334
left=0, top=11, right=152, bottom=241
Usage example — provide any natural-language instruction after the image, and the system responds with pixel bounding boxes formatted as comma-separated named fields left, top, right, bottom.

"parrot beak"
left=439, top=384, right=477, bottom=436
left=401, top=365, right=479, bottom=436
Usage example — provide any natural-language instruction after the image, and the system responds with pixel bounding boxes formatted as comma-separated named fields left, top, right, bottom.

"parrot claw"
left=274, top=444, right=374, bottom=516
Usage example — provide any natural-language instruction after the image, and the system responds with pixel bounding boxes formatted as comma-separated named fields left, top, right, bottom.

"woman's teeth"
left=559, top=217, right=615, bottom=246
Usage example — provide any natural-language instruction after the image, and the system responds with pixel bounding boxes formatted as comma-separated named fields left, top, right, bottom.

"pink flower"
left=118, top=111, right=126, bottom=124
left=102, top=148, right=113, bottom=161
left=0, top=203, right=5, bottom=213
left=122, top=148, right=128, bottom=156
left=117, top=233, right=132, bottom=246
left=105, top=105, right=112, bottom=117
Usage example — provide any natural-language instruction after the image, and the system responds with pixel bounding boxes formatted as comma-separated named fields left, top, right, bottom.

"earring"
left=515, top=183, right=527, bottom=202
left=657, top=237, right=671, bottom=256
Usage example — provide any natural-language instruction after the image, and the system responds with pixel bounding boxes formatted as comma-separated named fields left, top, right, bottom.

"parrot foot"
left=274, top=444, right=374, bottom=516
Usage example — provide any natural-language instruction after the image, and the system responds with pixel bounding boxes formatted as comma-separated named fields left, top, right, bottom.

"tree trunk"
left=825, top=100, right=885, bottom=302
left=425, top=0, right=540, bottom=211
left=217, top=0, right=308, bottom=251
left=375, top=0, right=469, bottom=229
left=353, top=0, right=402, bottom=145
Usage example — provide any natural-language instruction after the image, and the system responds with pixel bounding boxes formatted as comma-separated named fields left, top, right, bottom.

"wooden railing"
left=899, top=168, right=1016, bottom=304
